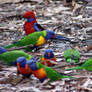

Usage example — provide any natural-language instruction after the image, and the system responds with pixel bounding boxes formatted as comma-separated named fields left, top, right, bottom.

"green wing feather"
left=65, top=58, right=92, bottom=71
left=64, top=49, right=80, bottom=63
left=4, top=31, right=46, bottom=49
left=0, top=50, right=31, bottom=65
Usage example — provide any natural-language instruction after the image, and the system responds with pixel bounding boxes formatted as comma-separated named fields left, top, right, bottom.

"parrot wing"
left=34, top=23, right=44, bottom=32
left=4, top=31, right=46, bottom=49
left=65, top=58, right=92, bottom=71
left=44, top=65, right=75, bottom=82
left=0, top=50, right=31, bottom=66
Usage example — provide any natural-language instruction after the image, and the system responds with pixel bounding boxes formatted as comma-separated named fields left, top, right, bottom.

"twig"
left=53, top=63, right=72, bottom=69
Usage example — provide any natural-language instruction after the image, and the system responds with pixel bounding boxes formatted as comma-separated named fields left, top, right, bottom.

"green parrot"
left=36, top=62, right=75, bottom=83
left=0, top=46, right=31, bottom=66
left=65, top=58, right=92, bottom=71
left=64, top=49, right=80, bottom=63
left=4, top=30, right=72, bottom=51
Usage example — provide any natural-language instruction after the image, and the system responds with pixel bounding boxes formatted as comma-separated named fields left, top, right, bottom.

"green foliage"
left=64, top=49, right=80, bottom=63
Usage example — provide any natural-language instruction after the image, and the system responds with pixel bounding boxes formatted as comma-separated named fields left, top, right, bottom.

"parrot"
left=65, top=58, right=92, bottom=71
left=0, top=46, right=31, bottom=66
left=16, top=57, right=33, bottom=77
left=40, top=49, right=56, bottom=66
left=24, top=11, right=44, bottom=35
left=64, top=49, right=80, bottom=63
left=4, top=30, right=72, bottom=51
left=26, top=60, right=75, bottom=83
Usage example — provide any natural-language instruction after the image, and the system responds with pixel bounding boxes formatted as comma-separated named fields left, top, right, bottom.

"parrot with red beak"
left=16, top=57, right=33, bottom=78
left=40, top=49, right=57, bottom=66
left=26, top=60, right=75, bottom=83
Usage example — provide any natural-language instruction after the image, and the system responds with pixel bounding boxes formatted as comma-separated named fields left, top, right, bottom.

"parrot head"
left=44, top=49, right=54, bottom=59
left=17, top=57, right=27, bottom=68
left=45, top=30, right=55, bottom=40
left=0, top=46, right=7, bottom=54
left=26, top=57, right=38, bottom=71
left=45, top=30, right=70, bottom=41
left=24, top=11, right=36, bottom=23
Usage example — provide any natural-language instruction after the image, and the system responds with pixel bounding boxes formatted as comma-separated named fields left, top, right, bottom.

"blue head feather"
left=0, top=47, right=7, bottom=54
left=27, top=18, right=34, bottom=22
left=44, top=49, right=54, bottom=59
left=45, top=30, right=55, bottom=40
left=27, top=57, right=38, bottom=71
left=45, top=30, right=70, bottom=41
left=17, top=57, right=27, bottom=68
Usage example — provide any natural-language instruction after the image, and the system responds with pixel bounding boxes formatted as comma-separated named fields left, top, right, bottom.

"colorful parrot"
left=0, top=46, right=31, bottom=66
left=26, top=60, right=75, bottom=83
left=4, top=30, right=72, bottom=51
left=65, top=58, right=92, bottom=71
left=24, top=11, right=44, bottom=35
left=64, top=49, right=80, bottom=63
left=40, top=49, right=56, bottom=66
left=16, top=57, right=33, bottom=77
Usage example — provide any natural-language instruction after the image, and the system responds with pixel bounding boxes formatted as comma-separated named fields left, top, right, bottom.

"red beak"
left=48, top=53, right=50, bottom=57
left=52, top=35, right=55, bottom=38
left=17, top=63, right=20, bottom=66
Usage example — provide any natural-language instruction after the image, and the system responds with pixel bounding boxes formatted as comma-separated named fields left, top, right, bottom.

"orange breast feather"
left=33, top=68, right=47, bottom=79
left=17, top=64, right=32, bottom=75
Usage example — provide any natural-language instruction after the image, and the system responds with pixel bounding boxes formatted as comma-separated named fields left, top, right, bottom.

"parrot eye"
left=28, top=16, right=31, bottom=18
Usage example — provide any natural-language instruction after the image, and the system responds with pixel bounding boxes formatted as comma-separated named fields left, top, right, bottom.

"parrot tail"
left=55, top=34, right=71, bottom=41
left=4, top=44, right=15, bottom=49
left=65, top=66, right=83, bottom=71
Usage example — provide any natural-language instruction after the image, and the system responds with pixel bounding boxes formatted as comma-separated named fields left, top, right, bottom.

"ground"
left=0, top=0, right=92, bottom=92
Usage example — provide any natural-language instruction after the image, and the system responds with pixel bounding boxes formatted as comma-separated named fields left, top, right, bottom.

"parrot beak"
left=17, top=63, right=20, bottom=66
left=52, top=35, right=55, bottom=38
left=54, top=34, right=70, bottom=41
left=48, top=53, right=50, bottom=57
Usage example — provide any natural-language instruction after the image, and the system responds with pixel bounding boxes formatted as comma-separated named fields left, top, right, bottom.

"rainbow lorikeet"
left=0, top=46, right=31, bottom=66
left=40, top=49, right=56, bottom=66
left=16, top=57, right=33, bottom=77
left=64, top=49, right=80, bottom=63
left=65, top=58, right=92, bottom=71
left=4, top=30, right=71, bottom=51
left=26, top=60, right=75, bottom=83
left=24, top=11, right=44, bottom=35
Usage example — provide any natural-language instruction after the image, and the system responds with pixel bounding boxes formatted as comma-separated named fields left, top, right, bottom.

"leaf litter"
left=0, top=0, right=92, bottom=92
